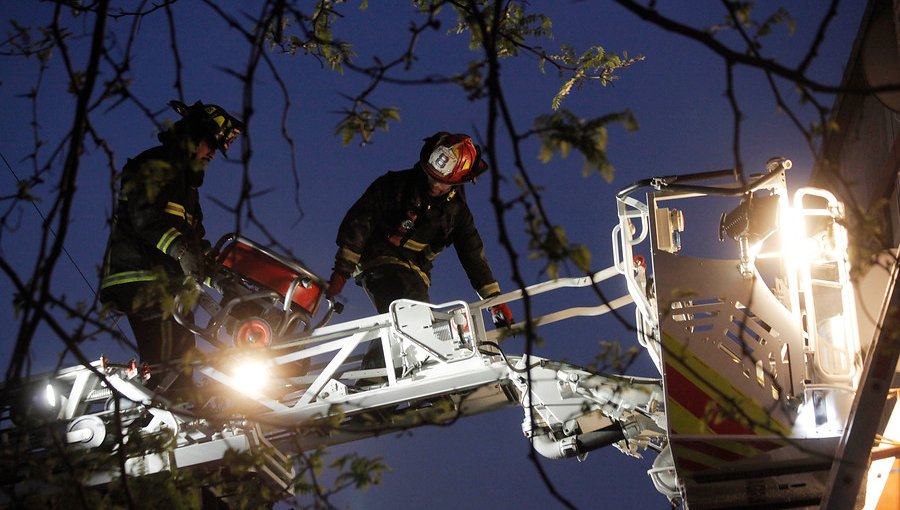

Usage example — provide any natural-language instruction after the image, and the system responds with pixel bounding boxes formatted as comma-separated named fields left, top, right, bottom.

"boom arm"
left=1, top=268, right=649, bottom=499
left=2, top=158, right=876, bottom=509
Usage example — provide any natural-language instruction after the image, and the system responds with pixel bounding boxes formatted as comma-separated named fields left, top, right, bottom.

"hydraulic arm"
left=1, top=261, right=648, bottom=499
left=2, top=157, right=879, bottom=509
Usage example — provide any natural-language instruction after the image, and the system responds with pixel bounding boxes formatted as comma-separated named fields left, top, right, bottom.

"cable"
left=1, top=149, right=129, bottom=341
left=1, top=149, right=99, bottom=299
left=478, top=340, right=543, bottom=373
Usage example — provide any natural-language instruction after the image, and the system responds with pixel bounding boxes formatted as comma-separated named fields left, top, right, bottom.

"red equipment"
left=172, top=234, right=336, bottom=350
left=215, top=234, right=326, bottom=319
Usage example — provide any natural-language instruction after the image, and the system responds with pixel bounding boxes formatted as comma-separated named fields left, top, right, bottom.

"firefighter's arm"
left=125, top=160, right=199, bottom=275
left=451, top=204, right=497, bottom=295
left=328, top=175, right=388, bottom=297
left=451, top=205, right=513, bottom=327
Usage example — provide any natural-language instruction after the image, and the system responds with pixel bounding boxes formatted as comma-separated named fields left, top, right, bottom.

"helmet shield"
left=202, top=104, right=242, bottom=152
left=169, top=100, right=243, bottom=156
left=419, top=132, right=487, bottom=184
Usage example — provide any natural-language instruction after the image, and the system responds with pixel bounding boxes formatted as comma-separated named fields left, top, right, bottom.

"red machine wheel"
left=234, top=318, right=272, bottom=349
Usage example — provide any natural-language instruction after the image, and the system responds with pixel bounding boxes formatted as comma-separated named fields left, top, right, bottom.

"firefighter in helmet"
left=325, top=132, right=513, bottom=373
left=100, top=100, right=242, bottom=392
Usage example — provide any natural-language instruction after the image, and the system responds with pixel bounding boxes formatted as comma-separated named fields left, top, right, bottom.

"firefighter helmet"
left=419, top=132, right=488, bottom=184
left=169, top=100, right=243, bottom=155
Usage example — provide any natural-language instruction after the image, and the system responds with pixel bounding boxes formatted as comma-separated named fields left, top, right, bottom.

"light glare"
left=44, top=383, right=57, bottom=408
left=232, top=360, right=268, bottom=393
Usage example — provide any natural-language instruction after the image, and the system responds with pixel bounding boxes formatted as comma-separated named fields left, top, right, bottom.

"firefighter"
left=325, top=132, right=514, bottom=373
left=99, top=100, right=243, bottom=392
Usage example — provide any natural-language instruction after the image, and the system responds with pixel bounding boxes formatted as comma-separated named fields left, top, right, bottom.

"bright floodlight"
left=44, top=382, right=57, bottom=408
left=231, top=359, right=269, bottom=394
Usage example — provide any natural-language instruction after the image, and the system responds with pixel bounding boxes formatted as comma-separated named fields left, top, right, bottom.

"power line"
left=1, top=149, right=136, bottom=356
left=0, top=149, right=100, bottom=299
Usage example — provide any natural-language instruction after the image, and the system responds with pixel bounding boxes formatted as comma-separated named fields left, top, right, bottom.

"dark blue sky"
left=0, top=2, right=867, bottom=508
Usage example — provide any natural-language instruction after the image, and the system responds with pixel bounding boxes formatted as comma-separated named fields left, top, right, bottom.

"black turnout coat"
left=333, top=167, right=500, bottom=299
left=100, top=143, right=208, bottom=312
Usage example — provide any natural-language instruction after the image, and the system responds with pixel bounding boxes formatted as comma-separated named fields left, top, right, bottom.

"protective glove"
left=199, top=244, right=222, bottom=289
left=489, top=302, right=514, bottom=329
left=167, top=237, right=202, bottom=278
left=201, top=242, right=218, bottom=262
left=325, top=271, right=348, bottom=300
left=178, top=249, right=202, bottom=278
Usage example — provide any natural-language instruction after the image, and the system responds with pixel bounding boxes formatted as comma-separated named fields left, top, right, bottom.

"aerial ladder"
left=2, top=158, right=894, bottom=509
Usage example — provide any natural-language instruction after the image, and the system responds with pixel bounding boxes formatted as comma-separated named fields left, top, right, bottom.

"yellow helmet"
left=169, top=100, right=243, bottom=155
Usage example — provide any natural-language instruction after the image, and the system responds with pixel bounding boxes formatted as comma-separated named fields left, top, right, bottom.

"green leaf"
left=548, top=45, right=644, bottom=109
left=534, top=108, right=637, bottom=181
left=570, top=244, right=592, bottom=273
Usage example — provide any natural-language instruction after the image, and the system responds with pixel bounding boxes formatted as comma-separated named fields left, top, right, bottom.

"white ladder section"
left=3, top=266, right=677, bottom=497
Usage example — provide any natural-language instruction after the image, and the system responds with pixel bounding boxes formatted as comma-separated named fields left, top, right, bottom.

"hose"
left=530, top=423, right=626, bottom=459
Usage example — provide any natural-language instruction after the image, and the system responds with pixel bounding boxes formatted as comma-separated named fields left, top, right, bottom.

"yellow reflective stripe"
left=478, top=282, right=500, bottom=299
left=100, top=270, right=158, bottom=289
left=157, top=228, right=182, bottom=253
left=363, top=256, right=431, bottom=287
left=423, top=247, right=440, bottom=261
left=164, top=201, right=186, bottom=219
left=164, top=202, right=197, bottom=226
left=337, top=246, right=361, bottom=265
left=402, top=238, right=429, bottom=252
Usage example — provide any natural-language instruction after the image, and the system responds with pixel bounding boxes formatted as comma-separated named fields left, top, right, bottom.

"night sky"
left=0, top=2, right=868, bottom=509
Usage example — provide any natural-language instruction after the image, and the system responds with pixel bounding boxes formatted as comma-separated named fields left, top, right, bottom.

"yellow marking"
left=663, top=333, right=791, bottom=436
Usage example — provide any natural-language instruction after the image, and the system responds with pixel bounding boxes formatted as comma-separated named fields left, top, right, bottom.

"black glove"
left=178, top=249, right=202, bottom=278
left=202, top=242, right=218, bottom=262
left=167, top=237, right=202, bottom=278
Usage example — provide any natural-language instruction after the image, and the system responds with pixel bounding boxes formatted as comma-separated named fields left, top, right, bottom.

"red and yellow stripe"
left=661, top=331, right=795, bottom=474
left=662, top=332, right=791, bottom=437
